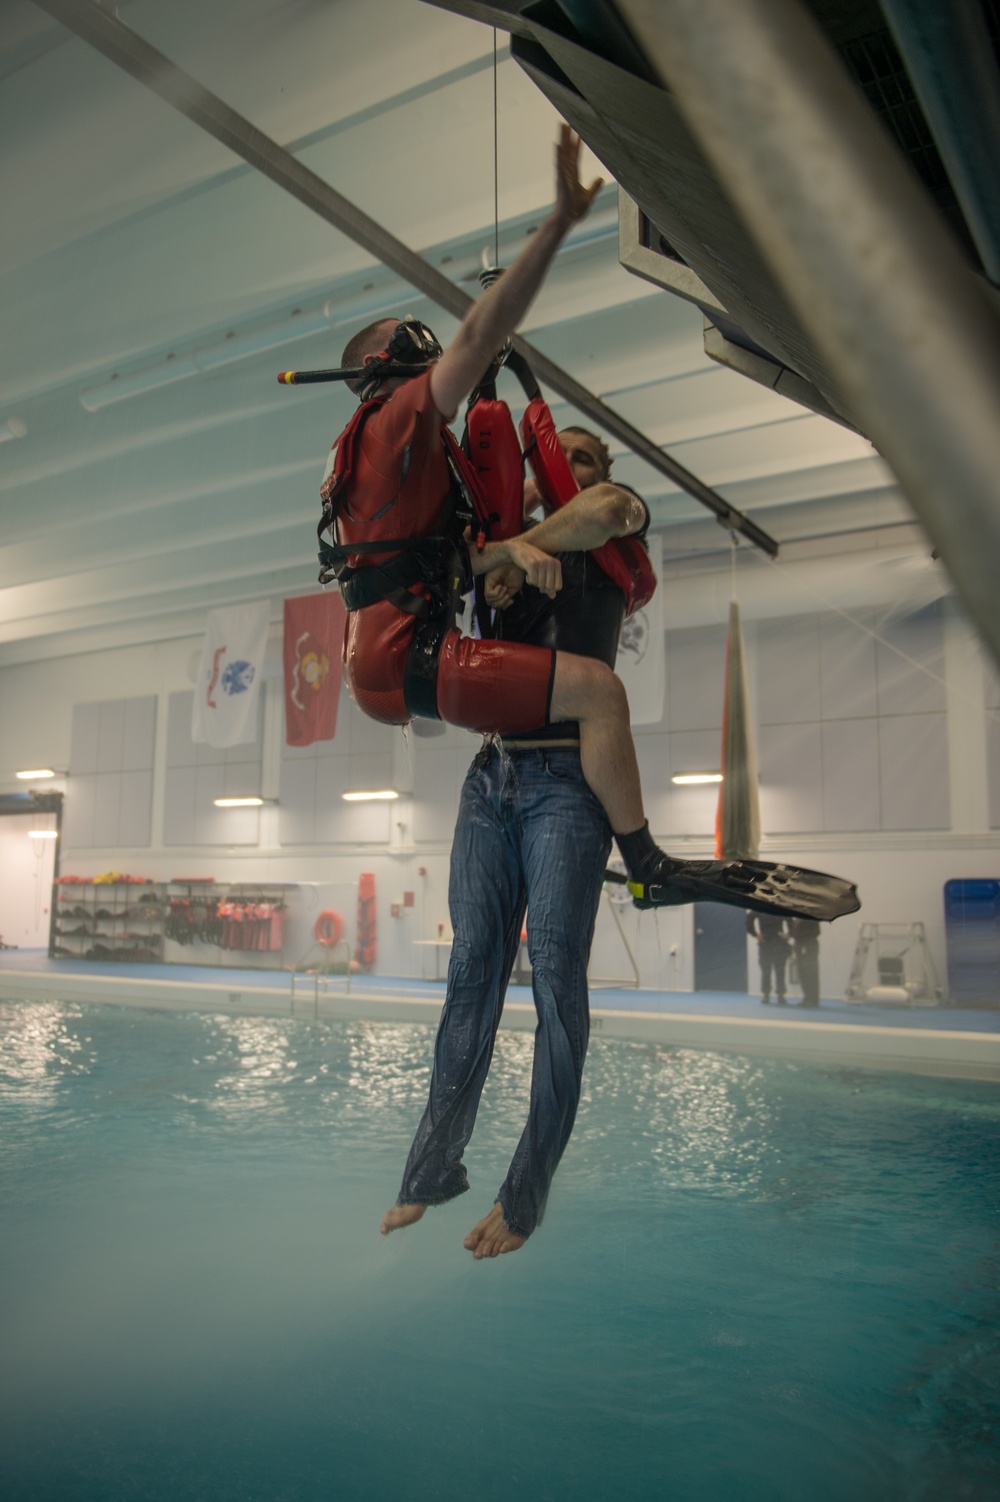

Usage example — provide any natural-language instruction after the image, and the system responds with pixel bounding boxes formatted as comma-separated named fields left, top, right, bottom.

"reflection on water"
left=344, top=1021, right=432, bottom=1116
left=205, top=1015, right=300, bottom=1123
left=189, top=1014, right=437, bottom=1139
left=577, top=1043, right=774, bottom=1193
left=0, top=1000, right=89, bottom=1093
left=0, top=999, right=998, bottom=1502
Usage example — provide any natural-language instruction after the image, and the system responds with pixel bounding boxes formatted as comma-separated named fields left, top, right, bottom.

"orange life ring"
left=314, top=909, right=344, bottom=947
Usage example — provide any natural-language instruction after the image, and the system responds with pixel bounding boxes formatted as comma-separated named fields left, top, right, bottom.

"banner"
left=715, top=598, right=762, bottom=859
left=615, top=533, right=664, bottom=726
left=283, top=592, right=347, bottom=746
left=191, top=600, right=270, bottom=748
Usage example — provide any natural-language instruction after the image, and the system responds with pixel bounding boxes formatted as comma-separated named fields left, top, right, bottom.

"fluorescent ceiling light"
left=671, top=772, right=723, bottom=785
left=213, top=796, right=266, bottom=808
left=28, top=830, right=58, bottom=840
left=342, top=789, right=399, bottom=802
left=16, top=768, right=58, bottom=780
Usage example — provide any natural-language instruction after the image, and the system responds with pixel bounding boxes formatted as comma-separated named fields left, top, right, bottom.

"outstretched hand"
left=554, top=122, right=603, bottom=227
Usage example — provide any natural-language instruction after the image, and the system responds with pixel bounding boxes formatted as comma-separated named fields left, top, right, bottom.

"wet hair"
left=560, top=426, right=612, bottom=481
left=340, top=318, right=400, bottom=394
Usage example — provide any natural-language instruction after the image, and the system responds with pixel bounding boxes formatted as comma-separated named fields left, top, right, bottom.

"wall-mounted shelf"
left=52, top=880, right=291, bottom=967
left=53, top=883, right=166, bottom=962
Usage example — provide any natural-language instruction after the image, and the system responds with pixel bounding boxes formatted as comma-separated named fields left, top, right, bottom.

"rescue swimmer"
left=293, top=126, right=859, bottom=923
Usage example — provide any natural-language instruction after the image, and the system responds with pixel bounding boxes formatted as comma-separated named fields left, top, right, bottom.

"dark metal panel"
left=881, top=0, right=1000, bottom=284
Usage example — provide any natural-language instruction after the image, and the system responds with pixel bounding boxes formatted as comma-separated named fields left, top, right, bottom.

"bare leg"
left=463, top=1203, right=526, bottom=1259
left=549, top=652, right=644, bottom=834
left=380, top=1204, right=426, bottom=1235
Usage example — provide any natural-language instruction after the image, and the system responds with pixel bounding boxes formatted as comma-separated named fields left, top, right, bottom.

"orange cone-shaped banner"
left=715, top=599, right=761, bottom=859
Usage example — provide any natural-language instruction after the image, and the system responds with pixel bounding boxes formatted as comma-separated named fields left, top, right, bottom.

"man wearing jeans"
left=381, top=428, right=641, bottom=1256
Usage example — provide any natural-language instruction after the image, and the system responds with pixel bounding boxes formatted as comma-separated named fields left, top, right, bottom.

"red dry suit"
left=320, top=369, right=556, bottom=734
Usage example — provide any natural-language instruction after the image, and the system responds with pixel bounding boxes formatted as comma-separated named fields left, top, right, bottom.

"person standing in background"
left=747, top=912, right=791, bottom=1005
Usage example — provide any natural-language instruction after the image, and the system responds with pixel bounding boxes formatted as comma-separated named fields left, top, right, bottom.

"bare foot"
left=380, top=1203, right=426, bottom=1236
left=463, top=1203, right=526, bottom=1259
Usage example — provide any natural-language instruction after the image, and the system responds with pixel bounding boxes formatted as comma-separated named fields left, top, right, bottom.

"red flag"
left=283, top=592, right=347, bottom=746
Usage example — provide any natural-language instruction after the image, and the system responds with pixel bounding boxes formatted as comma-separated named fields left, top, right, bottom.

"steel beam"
left=620, top=0, right=1000, bottom=667
left=32, top=0, right=778, bottom=557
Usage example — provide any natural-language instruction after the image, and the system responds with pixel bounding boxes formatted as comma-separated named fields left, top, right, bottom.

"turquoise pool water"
left=1, top=997, right=998, bottom=1501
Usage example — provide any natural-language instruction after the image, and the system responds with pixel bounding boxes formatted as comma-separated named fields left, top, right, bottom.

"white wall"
left=2, top=595, right=999, bottom=996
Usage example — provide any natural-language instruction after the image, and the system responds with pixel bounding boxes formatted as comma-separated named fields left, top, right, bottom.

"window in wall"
left=63, top=696, right=157, bottom=849
left=163, top=690, right=262, bottom=846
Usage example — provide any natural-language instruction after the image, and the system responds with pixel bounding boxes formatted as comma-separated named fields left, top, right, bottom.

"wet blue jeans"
left=397, top=742, right=612, bottom=1237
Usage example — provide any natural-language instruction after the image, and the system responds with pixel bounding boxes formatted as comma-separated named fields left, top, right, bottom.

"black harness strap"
left=403, top=617, right=450, bottom=720
left=319, top=475, right=473, bottom=722
left=317, top=533, right=467, bottom=621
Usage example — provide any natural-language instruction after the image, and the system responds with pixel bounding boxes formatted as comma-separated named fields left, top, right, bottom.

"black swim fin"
left=605, top=859, right=859, bottom=923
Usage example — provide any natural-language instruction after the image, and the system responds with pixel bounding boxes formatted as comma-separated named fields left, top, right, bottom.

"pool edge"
left=3, top=967, right=999, bottom=1082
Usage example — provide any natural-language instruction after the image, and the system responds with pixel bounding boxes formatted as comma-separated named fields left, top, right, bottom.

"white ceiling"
left=0, top=0, right=944, bottom=668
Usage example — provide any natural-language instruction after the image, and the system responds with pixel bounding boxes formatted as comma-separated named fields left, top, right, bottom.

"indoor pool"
left=1, top=998, right=998, bottom=1502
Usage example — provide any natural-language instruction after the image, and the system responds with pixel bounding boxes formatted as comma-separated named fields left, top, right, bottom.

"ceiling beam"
left=31, top=0, right=779, bottom=557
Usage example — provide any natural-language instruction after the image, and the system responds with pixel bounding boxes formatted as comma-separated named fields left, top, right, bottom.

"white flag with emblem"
left=615, top=533, right=664, bottom=726
left=192, top=601, right=270, bottom=747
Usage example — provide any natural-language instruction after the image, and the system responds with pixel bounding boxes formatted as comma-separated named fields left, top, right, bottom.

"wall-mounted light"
left=671, top=773, right=723, bottom=785
left=16, top=768, right=61, bottom=780
left=0, top=416, right=27, bottom=443
left=342, top=789, right=399, bottom=802
left=28, top=830, right=58, bottom=840
left=213, top=796, right=272, bottom=808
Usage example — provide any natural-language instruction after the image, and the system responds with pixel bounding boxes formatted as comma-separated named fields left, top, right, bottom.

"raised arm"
left=428, top=125, right=602, bottom=420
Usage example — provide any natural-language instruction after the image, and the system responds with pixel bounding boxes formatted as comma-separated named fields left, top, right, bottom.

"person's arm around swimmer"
left=476, top=482, right=649, bottom=606
left=484, top=427, right=648, bottom=608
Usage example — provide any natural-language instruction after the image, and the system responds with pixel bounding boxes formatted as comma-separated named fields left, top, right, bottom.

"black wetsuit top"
left=477, top=549, right=626, bottom=742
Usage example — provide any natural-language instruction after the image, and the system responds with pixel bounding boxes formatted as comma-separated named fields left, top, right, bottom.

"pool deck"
left=2, top=949, right=999, bottom=1082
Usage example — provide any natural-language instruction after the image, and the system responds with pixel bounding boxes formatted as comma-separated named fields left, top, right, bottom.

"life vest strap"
left=319, top=534, right=470, bottom=623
